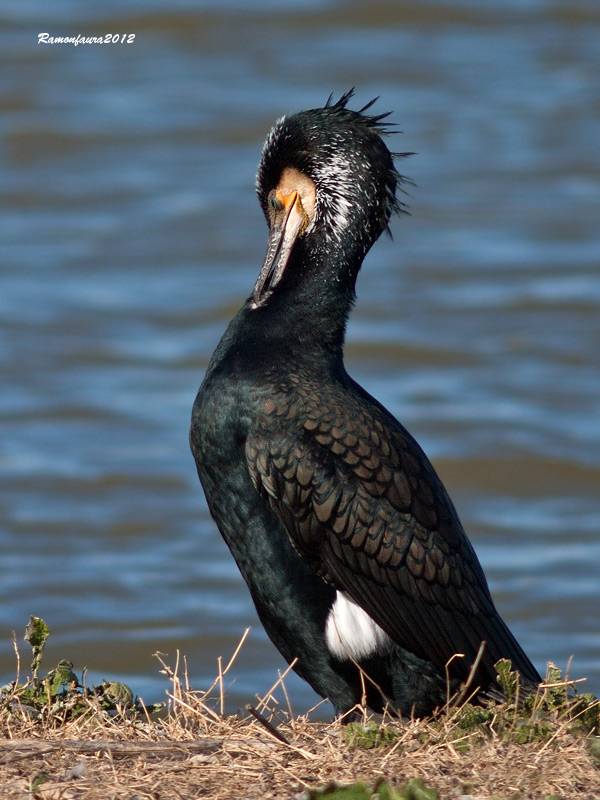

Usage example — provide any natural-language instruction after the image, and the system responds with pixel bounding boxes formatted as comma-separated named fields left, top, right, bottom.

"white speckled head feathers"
left=256, top=90, right=412, bottom=252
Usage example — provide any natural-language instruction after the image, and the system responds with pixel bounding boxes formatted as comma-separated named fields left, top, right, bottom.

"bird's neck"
left=208, top=234, right=370, bottom=380
left=249, top=275, right=354, bottom=370
left=211, top=268, right=354, bottom=383
left=264, top=235, right=363, bottom=348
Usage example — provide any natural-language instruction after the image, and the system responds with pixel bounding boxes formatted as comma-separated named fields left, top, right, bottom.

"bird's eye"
left=268, top=191, right=284, bottom=212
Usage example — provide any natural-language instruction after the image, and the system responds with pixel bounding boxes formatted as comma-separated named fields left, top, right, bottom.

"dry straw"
left=1, top=631, right=599, bottom=799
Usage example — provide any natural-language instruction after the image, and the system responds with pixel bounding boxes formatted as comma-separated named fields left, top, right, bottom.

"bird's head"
left=252, top=90, right=411, bottom=309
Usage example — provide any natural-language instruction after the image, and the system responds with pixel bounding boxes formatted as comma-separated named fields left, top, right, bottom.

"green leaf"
left=24, top=616, right=50, bottom=650
left=24, top=617, right=50, bottom=684
left=397, top=778, right=439, bottom=800
left=494, top=658, right=519, bottom=706
left=343, top=722, right=399, bottom=750
left=44, top=660, right=78, bottom=697
left=306, top=781, right=372, bottom=799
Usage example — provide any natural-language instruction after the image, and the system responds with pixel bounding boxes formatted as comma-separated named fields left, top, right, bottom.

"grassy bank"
left=1, top=620, right=599, bottom=799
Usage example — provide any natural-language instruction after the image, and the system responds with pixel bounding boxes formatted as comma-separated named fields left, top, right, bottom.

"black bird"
left=190, top=91, right=541, bottom=717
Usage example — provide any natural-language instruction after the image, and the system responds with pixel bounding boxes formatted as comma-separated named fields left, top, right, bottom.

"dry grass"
left=1, top=632, right=600, bottom=800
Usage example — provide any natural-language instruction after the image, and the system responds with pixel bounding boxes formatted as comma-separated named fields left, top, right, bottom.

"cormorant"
left=190, top=91, right=541, bottom=717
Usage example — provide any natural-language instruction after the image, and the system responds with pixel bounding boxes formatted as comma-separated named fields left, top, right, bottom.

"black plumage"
left=190, top=91, right=541, bottom=717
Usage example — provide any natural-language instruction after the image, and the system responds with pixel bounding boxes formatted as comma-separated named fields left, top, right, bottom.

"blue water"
left=1, top=0, right=599, bottom=713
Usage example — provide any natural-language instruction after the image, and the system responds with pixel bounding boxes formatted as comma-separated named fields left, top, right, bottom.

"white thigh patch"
left=325, top=591, right=392, bottom=660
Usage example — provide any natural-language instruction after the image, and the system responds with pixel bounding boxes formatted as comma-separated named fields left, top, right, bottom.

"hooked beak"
left=251, top=190, right=308, bottom=308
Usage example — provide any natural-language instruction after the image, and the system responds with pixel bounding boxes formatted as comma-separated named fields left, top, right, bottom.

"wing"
left=245, top=381, right=537, bottom=684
